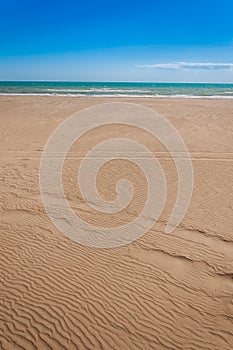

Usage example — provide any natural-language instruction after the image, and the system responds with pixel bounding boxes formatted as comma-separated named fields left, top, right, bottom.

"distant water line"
left=0, top=81, right=233, bottom=98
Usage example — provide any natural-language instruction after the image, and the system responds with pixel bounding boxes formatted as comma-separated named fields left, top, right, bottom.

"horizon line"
left=0, top=80, right=233, bottom=84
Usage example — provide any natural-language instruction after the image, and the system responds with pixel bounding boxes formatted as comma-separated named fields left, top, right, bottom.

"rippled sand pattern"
left=0, top=96, right=233, bottom=349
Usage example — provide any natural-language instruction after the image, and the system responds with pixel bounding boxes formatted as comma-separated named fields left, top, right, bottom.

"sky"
left=0, top=0, right=233, bottom=82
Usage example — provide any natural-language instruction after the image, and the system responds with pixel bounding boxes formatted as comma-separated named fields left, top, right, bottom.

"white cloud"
left=136, top=62, right=233, bottom=70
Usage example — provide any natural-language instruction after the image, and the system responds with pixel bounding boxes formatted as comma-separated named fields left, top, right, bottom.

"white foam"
left=0, top=93, right=233, bottom=99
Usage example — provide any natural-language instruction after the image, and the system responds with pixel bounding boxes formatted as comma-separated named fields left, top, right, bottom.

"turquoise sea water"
left=0, top=81, right=233, bottom=98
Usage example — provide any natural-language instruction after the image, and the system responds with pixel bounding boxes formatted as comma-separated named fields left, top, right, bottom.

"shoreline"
left=1, top=93, right=233, bottom=99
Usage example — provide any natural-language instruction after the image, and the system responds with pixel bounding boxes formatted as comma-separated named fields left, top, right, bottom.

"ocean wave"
left=44, top=88, right=155, bottom=93
left=1, top=92, right=233, bottom=98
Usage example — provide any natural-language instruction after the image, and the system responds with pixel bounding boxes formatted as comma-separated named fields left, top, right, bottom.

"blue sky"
left=0, top=0, right=233, bottom=82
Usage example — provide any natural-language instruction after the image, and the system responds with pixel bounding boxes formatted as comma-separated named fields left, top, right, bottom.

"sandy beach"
left=0, top=95, right=233, bottom=349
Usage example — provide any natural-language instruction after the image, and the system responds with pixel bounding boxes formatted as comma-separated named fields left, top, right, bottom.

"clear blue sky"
left=0, top=0, right=233, bottom=82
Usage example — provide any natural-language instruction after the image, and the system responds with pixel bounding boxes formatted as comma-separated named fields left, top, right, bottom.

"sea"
left=0, top=81, right=233, bottom=98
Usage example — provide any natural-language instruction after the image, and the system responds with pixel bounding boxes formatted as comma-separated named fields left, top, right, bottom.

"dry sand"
left=0, top=95, right=233, bottom=349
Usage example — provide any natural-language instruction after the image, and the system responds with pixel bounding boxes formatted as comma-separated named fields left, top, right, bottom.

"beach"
left=0, top=95, right=233, bottom=349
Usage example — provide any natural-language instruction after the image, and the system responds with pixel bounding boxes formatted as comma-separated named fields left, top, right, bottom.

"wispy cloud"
left=136, top=62, right=233, bottom=70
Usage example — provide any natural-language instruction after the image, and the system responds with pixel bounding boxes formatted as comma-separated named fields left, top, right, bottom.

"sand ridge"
left=0, top=96, right=233, bottom=349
